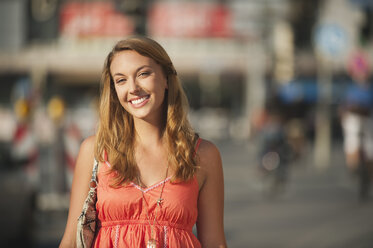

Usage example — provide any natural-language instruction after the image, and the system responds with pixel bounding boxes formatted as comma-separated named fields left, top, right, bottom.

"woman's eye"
left=116, top=78, right=126, bottom=84
left=138, top=71, right=150, bottom=77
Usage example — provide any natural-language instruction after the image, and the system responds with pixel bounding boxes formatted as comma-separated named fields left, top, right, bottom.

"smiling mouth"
left=129, top=95, right=150, bottom=105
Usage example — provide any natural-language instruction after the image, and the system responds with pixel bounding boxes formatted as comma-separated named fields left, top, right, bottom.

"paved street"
left=28, top=139, right=373, bottom=248
left=219, top=140, right=373, bottom=248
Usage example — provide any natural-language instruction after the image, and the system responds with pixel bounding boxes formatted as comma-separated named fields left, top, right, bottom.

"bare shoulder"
left=80, top=135, right=95, bottom=155
left=196, top=139, right=223, bottom=189
left=197, top=139, right=222, bottom=168
left=75, top=135, right=96, bottom=175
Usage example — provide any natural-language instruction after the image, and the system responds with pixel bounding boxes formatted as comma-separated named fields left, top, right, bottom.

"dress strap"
left=195, top=138, right=202, bottom=153
left=103, top=150, right=112, bottom=168
left=104, top=150, right=108, bottom=161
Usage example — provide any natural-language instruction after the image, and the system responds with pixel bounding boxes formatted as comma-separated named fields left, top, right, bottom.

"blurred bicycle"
left=256, top=108, right=294, bottom=198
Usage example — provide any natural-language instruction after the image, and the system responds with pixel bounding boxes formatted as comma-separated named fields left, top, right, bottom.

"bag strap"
left=89, top=158, right=99, bottom=189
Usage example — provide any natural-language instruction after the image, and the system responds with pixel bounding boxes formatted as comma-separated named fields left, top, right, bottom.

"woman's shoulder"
left=195, top=138, right=223, bottom=191
left=81, top=135, right=96, bottom=149
left=78, top=135, right=95, bottom=155
left=196, top=138, right=222, bottom=170
left=76, top=135, right=96, bottom=167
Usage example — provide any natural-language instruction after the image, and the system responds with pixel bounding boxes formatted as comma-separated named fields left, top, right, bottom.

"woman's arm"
left=196, top=140, right=227, bottom=248
left=59, top=136, right=96, bottom=248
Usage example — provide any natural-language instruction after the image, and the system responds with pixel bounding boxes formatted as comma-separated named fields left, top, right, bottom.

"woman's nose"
left=128, top=78, right=140, bottom=93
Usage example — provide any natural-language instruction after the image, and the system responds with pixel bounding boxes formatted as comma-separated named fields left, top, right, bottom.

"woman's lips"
left=129, top=95, right=150, bottom=107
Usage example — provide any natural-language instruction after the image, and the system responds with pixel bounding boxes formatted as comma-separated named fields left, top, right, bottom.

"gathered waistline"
left=99, top=219, right=192, bottom=231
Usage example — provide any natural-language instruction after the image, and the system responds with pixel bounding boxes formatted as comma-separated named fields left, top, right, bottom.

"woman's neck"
left=133, top=117, right=166, bottom=148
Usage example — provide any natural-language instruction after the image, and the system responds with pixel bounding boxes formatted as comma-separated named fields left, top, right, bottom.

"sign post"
left=313, top=23, right=348, bottom=169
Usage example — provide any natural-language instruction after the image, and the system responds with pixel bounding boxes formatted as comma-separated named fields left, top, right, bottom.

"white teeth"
left=131, top=96, right=148, bottom=105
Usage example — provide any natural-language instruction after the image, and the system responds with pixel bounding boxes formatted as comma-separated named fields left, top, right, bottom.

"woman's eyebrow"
left=113, top=65, right=152, bottom=78
left=135, top=65, right=152, bottom=74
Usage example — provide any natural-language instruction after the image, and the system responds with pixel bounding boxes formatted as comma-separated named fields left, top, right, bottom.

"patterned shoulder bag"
left=76, top=158, right=99, bottom=248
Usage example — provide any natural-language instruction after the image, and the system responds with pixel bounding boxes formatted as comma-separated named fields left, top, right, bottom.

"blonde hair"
left=95, top=36, right=198, bottom=186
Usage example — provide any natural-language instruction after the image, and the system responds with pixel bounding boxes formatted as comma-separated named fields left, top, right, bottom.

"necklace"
left=138, top=165, right=169, bottom=248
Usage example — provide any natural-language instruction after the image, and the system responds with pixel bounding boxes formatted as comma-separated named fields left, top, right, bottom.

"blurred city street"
left=26, top=139, right=373, bottom=248
left=221, top=139, right=373, bottom=248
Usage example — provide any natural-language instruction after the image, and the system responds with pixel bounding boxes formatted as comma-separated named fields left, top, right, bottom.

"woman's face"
left=110, top=50, right=168, bottom=122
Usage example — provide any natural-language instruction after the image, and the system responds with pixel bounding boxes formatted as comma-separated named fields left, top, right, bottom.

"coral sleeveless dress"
left=93, top=142, right=202, bottom=247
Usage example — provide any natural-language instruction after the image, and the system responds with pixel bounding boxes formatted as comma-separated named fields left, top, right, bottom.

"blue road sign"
left=314, top=23, right=348, bottom=58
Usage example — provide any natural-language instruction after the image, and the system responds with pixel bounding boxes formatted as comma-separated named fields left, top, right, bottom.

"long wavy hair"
left=94, top=36, right=199, bottom=186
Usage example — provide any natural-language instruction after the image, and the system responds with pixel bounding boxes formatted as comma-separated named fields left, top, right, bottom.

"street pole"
left=314, top=54, right=333, bottom=170
left=245, top=41, right=266, bottom=139
left=312, top=0, right=362, bottom=170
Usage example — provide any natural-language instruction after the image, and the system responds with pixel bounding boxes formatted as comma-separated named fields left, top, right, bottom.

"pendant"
left=146, top=239, right=157, bottom=248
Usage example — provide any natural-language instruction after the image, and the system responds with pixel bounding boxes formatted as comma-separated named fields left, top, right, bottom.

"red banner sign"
left=60, top=2, right=134, bottom=37
left=148, top=3, right=232, bottom=38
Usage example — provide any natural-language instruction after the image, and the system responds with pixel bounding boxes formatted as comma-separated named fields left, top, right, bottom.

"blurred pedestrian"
left=340, top=53, right=373, bottom=199
left=59, top=37, right=226, bottom=247
left=257, top=98, right=293, bottom=197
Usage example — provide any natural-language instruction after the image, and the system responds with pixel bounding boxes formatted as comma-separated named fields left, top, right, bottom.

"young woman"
left=59, top=36, right=226, bottom=248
